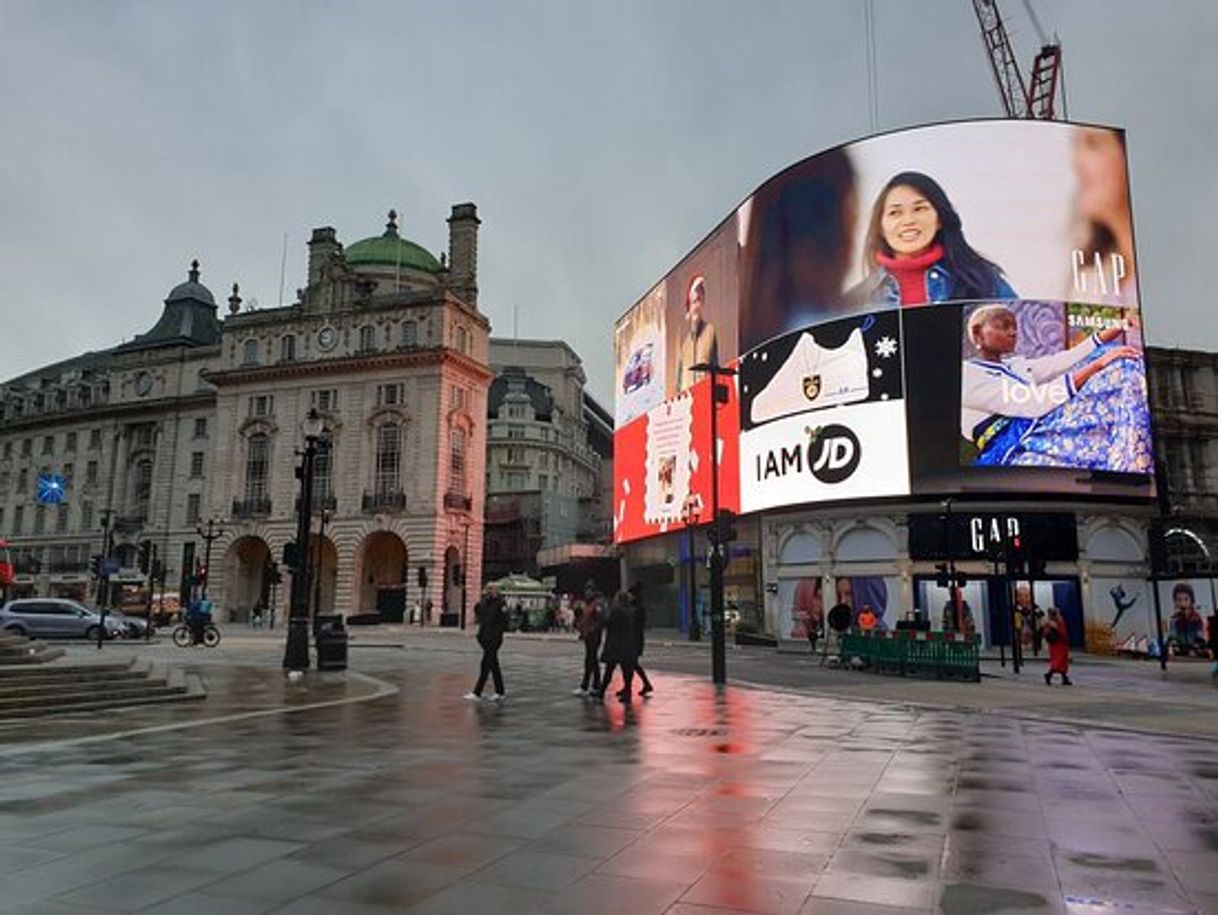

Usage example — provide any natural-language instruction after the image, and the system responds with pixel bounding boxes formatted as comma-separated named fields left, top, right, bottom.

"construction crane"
left=972, top=0, right=1064, bottom=119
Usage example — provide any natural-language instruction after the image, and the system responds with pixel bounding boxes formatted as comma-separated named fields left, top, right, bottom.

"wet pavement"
left=1, top=634, right=1217, bottom=913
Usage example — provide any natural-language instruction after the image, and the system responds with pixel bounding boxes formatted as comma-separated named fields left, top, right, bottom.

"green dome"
left=345, top=210, right=442, bottom=273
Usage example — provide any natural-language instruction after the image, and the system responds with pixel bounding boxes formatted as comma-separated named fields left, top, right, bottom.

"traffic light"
left=89, top=554, right=103, bottom=578
left=138, top=540, right=152, bottom=574
left=152, top=559, right=164, bottom=582
left=283, top=541, right=298, bottom=569
left=1007, top=534, right=1027, bottom=576
left=935, top=563, right=950, bottom=588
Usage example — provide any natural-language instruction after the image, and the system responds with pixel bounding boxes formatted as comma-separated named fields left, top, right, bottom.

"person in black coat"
left=597, top=590, right=638, bottom=702
left=466, top=585, right=508, bottom=701
left=629, top=584, right=654, bottom=696
left=573, top=586, right=604, bottom=695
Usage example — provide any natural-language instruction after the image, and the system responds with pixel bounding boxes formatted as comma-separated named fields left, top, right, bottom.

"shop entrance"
left=914, top=576, right=1083, bottom=651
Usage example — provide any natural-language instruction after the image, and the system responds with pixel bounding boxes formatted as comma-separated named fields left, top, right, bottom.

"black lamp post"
left=941, top=498, right=960, bottom=632
left=690, top=360, right=737, bottom=686
left=312, top=506, right=332, bottom=618
left=195, top=516, right=224, bottom=600
left=284, top=409, right=323, bottom=671
left=680, top=495, right=702, bottom=640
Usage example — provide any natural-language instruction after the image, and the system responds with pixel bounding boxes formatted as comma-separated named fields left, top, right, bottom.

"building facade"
left=482, top=339, right=612, bottom=582
left=0, top=206, right=492, bottom=626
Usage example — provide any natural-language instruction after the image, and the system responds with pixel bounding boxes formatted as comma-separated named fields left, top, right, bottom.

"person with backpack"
left=1042, top=606, right=1072, bottom=686
left=465, top=584, right=508, bottom=701
left=596, top=590, right=638, bottom=702
left=573, top=585, right=604, bottom=696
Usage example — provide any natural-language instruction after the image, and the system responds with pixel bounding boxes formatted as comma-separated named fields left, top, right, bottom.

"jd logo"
left=809, top=424, right=860, bottom=484
left=802, top=375, right=822, bottom=401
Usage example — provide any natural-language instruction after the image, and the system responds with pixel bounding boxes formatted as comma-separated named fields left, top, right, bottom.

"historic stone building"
left=483, top=339, right=612, bottom=582
left=1146, top=346, right=1218, bottom=570
left=0, top=206, right=492, bottom=625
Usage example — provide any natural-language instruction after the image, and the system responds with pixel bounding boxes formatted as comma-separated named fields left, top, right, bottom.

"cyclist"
left=186, top=596, right=213, bottom=646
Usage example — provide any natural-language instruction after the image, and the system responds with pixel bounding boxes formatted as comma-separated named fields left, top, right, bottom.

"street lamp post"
left=312, top=506, right=332, bottom=619
left=941, top=498, right=960, bottom=632
left=195, top=517, right=224, bottom=600
left=680, top=495, right=702, bottom=640
left=284, top=409, right=323, bottom=671
left=690, top=360, right=737, bottom=686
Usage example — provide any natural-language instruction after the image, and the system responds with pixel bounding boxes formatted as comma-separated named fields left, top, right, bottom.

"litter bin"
left=314, top=614, right=349, bottom=671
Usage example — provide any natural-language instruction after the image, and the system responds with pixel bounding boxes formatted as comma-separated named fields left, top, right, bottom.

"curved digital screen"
left=613, top=120, right=1152, bottom=545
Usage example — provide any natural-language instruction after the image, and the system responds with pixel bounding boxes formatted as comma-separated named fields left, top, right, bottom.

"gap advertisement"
left=613, top=119, right=1152, bottom=545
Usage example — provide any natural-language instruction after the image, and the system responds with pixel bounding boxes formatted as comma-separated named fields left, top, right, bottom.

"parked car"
left=0, top=598, right=127, bottom=640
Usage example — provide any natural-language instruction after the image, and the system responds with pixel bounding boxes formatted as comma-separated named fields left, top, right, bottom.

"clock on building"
left=135, top=371, right=153, bottom=397
left=317, top=326, right=338, bottom=351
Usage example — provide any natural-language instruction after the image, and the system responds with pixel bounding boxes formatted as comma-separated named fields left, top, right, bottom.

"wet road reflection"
left=0, top=641, right=1215, bottom=912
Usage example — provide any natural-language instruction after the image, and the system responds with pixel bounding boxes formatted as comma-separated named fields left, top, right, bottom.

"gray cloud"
left=1, top=0, right=1213, bottom=406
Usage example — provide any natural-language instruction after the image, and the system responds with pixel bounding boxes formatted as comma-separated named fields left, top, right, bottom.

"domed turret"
left=345, top=210, right=442, bottom=274
left=165, top=259, right=216, bottom=306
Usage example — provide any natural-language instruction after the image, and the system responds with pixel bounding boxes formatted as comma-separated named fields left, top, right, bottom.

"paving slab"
left=0, top=634, right=1215, bottom=913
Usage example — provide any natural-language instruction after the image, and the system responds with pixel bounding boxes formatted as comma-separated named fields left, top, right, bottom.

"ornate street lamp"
left=283, top=409, right=323, bottom=670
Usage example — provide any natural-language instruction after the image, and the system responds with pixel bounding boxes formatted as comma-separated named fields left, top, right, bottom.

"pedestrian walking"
left=629, top=585, right=654, bottom=696
left=596, top=590, right=638, bottom=702
left=573, top=586, right=603, bottom=696
left=1042, top=606, right=1072, bottom=685
left=465, top=585, right=508, bottom=701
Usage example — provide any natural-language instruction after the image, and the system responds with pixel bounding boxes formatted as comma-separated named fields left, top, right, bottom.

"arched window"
left=374, top=424, right=400, bottom=497
left=449, top=426, right=467, bottom=495
left=359, top=325, right=377, bottom=353
left=280, top=334, right=296, bottom=362
left=244, top=433, right=269, bottom=506
left=400, top=320, right=418, bottom=348
left=242, top=339, right=260, bottom=365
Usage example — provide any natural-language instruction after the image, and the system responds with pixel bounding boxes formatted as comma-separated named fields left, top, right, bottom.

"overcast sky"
left=1, top=0, right=1214, bottom=406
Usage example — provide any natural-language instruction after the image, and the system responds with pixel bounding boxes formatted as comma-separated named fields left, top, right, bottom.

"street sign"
left=102, top=559, right=120, bottom=576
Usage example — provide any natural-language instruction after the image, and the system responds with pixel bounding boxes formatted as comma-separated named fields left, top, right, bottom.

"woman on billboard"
left=852, top=172, right=1015, bottom=307
left=960, top=303, right=1150, bottom=470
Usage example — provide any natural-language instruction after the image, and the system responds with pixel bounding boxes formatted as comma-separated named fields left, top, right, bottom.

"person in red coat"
left=1042, top=607, right=1072, bottom=686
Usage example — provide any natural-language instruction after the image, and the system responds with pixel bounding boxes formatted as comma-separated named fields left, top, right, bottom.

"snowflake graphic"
left=875, top=336, right=898, bottom=359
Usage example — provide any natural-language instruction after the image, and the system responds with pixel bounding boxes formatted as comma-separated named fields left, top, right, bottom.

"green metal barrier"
left=839, top=631, right=980, bottom=682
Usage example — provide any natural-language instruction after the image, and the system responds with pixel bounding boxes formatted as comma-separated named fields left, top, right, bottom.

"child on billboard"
left=960, top=302, right=1148, bottom=470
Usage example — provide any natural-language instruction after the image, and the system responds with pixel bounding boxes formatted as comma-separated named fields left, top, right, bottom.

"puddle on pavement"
left=867, top=807, right=939, bottom=826
left=855, top=831, right=913, bottom=845
left=952, top=811, right=985, bottom=831
left=940, top=883, right=1050, bottom=914
left=1064, top=852, right=1158, bottom=872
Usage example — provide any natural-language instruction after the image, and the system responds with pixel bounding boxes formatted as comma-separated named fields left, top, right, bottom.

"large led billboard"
left=613, top=120, right=1151, bottom=544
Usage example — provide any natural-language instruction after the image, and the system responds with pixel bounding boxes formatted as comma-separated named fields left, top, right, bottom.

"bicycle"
left=172, top=622, right=221, bottom=648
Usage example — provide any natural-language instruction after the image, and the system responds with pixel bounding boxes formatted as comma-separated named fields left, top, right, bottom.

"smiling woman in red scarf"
left=851, top=171, right=1016, bottom=308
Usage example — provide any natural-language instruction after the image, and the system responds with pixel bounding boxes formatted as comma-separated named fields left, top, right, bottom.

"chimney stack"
left=446, top=203, right=480, bottom=308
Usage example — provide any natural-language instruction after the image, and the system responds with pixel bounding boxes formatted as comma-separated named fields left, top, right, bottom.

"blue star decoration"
left=37, top=473, right=67, bottom=505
